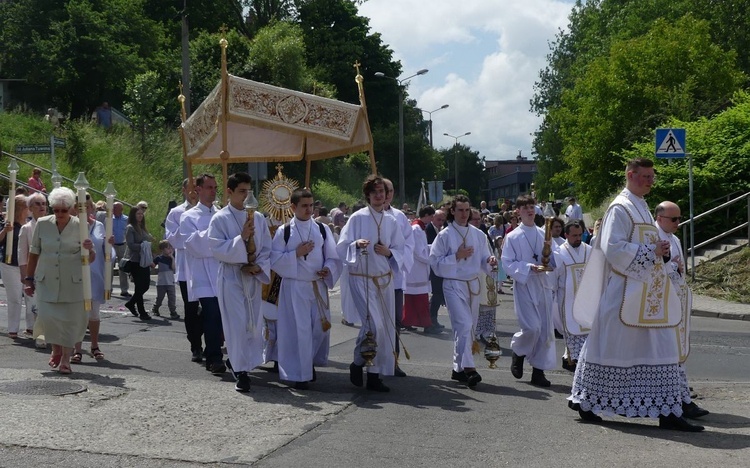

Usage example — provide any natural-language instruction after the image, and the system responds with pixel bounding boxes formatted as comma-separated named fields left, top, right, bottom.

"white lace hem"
left=569, top=358, right=690, bottom=418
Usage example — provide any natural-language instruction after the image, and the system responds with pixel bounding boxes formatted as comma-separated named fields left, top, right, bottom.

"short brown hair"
left=362, top=174, right=385, bottom=200
left=626, top=157, right=654, bottom=172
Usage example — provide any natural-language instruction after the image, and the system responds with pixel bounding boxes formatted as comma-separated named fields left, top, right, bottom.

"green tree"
left=0, top=0, right=168, bottom=117
left=123, top=71, right=168, bottom=154
left=555, top=16, right=744, bottom=207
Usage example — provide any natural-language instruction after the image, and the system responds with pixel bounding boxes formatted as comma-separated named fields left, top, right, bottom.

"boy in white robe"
left=430, top=196, right=496, bottom=388
left=271, top=188, right=342, bottom=389
left=501, top=194, right=557, bottom=387
left=337, top=175, right=405, bottom=392
left=207, top=172, right=271, bottom=392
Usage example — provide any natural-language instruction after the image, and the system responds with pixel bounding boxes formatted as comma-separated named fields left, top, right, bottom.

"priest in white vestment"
left=207, top=173, right=271, bottom=392
left=569, top=158, right=703, bottom=432
left=501, top=195, right=557, bottom=387
left=550, top=220, right=591, bottom=371
left=655, top=201, right=709, bottom=420
left=271, top=189, right=342, bottom=390
left=430, top=196, right=496, bottom=388
left=337, top=175, right=405, bottom=392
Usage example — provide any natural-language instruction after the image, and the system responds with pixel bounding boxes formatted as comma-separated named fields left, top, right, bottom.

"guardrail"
left=680, top=191, right=750, bottom=279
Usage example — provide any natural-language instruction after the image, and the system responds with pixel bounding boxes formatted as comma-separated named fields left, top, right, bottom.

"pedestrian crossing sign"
left=655, top=128, right=686, bottom=158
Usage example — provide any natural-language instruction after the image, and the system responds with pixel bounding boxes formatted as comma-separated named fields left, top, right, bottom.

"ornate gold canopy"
left=178, top=34, right=377, bottom=202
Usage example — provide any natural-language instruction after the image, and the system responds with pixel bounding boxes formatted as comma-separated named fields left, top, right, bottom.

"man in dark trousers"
left=425, top=208, right=446, bottom=334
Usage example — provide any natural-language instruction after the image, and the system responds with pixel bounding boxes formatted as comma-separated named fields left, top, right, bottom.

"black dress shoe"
left=349, top=362, right=364, bottom=387
left=139, top=313, right=152, bottom=321
left=451, top=370, right=468, bottom=382
left=530, top=368, right=551, bottom=387
left=235, top=372, right=250, bottom=392
left=466, top=371, right=482, bottom=388
left=511, top=352, right=524, bottom=379
left=659, top=414, right=705, bottom=432
left=561, top=356, right=577, bottom=372
left=682, top=401, right=710, bottom=419
left=191, top=350, right=203, bottom=363
left=579, top=409, right=602, bottom=423
left=394, top=366, right=407, bottom=377
left=366, top=373, right=390, bottom=392
left=125, top=303, right=138, bottom=316
left=208, top=361, right=227, bottom=375
left=294, top=381, right=309, bottom=390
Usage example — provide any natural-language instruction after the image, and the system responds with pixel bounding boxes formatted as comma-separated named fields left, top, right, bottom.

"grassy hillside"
left=0, top=111, right=208, bottom=239
left=690, top=247, right=750, bottom=303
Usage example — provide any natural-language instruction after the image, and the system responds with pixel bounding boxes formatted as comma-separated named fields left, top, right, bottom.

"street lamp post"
left=375, top=69, right=429, bottom=205
left=443, top=131, right=471, bottom=192
left=416, top=104, right=449, bottom=149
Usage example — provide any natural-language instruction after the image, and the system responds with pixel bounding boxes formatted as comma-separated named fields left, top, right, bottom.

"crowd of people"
left=2, top=160, right=707, bottom=432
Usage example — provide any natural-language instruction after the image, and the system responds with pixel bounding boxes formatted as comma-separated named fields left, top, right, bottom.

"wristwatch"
left=24, top=276, right=34, bottom=282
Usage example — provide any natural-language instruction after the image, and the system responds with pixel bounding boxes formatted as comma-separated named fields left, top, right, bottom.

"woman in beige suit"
left=23, top=187, right=95, bottom=374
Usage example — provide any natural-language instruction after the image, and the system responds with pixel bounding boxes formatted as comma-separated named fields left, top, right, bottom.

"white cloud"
left=359, top=0, right=574, bottom=160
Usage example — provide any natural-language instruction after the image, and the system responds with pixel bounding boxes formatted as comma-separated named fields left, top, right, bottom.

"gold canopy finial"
left=178, top=81, right=187, bottom=122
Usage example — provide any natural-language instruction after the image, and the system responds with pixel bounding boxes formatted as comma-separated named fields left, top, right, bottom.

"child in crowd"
left=151, top=240, right=178, bottom=319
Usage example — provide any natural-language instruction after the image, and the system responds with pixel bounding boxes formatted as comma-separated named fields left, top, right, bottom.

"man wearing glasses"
left=655, top=201, right=710, bottom=420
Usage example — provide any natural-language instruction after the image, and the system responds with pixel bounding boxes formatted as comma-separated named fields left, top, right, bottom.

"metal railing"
left=680, top=191, right=750, bottom=278
left=0, top=150, right=133, bottom=208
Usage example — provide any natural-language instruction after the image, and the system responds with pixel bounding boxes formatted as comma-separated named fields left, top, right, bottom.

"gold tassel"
left=472, top=340, right=481, bottom=355
left=403, top=348, right=411, bottom=360
left=321, top=318, right=331, bottom=332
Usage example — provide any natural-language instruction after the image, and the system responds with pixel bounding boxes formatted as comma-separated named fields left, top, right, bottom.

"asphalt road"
left=0, top=281, right=749, bottom=467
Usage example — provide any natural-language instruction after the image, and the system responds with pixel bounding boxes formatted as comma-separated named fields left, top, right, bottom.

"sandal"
left=49, top=354, right=62, bottom=368
left=8, top=332, right=18, bottom=339
left=71, top=352, right=83, bottom=364
left=58, top=363, right=72, bottom=374
left=91, top=347, right=105, bottom=361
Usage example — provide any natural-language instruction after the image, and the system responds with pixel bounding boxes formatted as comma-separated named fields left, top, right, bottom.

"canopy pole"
left=368, top=145, right=377, bottom=174
left=219, top=29, right=230, bottom=206
left=305, top=158, right=312, bottom=190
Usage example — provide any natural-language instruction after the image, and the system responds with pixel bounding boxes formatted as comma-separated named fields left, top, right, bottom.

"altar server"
left=271, top=188, right=341, bottom=389
left=337, top=175, right=405, bottom=392
left=207, top=172, right=272, bottom=392
left=430, top=195, right=497, bottom=388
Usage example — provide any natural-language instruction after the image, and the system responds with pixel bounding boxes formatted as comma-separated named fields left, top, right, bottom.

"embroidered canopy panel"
left=181, top=75, right=372, bottom=164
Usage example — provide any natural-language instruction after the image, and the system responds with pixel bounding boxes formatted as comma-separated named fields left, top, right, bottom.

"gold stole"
left=617, top=205, right=681, bottom=328
left=563, top=261, right=590, bottom=336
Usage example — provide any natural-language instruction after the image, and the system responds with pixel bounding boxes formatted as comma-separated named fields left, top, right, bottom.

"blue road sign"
left=655, top=128, right=686, bottom=158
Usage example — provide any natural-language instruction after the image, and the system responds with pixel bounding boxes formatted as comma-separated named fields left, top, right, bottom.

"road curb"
left=692, top=309, right=749, bottom=321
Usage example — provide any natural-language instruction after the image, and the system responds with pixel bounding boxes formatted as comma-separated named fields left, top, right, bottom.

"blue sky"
left=359, top=0, right=576, bottom=161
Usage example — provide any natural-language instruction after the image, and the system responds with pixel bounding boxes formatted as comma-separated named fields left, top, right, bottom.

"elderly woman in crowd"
left=19, top=192, right=49, bottom=347
left=23, top=187, right=95, bottom=374
left=1, top=195, right=31, bottom=339
left=72, top=195, right=113, bottom=362
left=124, top=205, right=153, bottom=320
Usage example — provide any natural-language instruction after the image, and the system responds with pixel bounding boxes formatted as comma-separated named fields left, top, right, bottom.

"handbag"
left=119, top=257, right=132, bottom=273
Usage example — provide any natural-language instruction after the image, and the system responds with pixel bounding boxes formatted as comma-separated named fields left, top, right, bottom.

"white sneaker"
left=35, top=338, right=47, bottom=349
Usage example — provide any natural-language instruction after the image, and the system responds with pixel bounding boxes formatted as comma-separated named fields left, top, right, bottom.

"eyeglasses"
left=659, top=215, right=682, bottom=222
left=52, top=208, right=69, bottom=214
